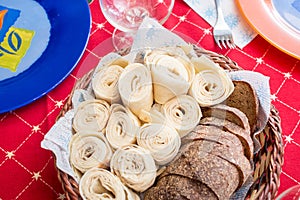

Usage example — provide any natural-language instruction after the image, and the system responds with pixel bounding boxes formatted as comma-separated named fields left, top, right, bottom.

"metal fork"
left=213, top=0, right=235, bottom=49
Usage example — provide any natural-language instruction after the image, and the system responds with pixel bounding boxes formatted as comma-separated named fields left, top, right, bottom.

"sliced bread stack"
left=221, top=80, right=259, bottom=134
left=144, top=81, right=259, bottom=200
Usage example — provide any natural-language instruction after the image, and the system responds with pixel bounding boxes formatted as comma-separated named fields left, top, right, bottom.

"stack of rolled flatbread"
left=67, top=45, right=259, bottom=200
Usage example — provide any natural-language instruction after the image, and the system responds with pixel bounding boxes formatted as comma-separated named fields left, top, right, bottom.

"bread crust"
left=159, top=138, right=240, bottom=200
left=222, top=80, right=259, bottom=134
left=200, top=117, right=254, bottom=160
left=202, top=104, right=251, bottom=134
left=144, top=174, right=218, bottom=200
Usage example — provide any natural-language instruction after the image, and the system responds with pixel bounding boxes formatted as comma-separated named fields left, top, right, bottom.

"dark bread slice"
left=194, top=138, right=252, bottom=187
left=183, top=125, right=252, bottom=187
left=143, top=185, right=183, bottom=200
left=160, top=140, right=240, bottom=200
left=184, top=125, right=244, bottom=154
left=200, top=117, right=254, bottom=160
left=144, top=174, right=218, bottom=200
left=222, top=80, right=259, bottom=134
left=202, top=104, right=251, bottom=134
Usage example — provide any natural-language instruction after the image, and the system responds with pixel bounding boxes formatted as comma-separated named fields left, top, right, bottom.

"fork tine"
left=230, top=41, right=236, bottom=49
left=221, top=38, right=227, bottom=49
left=228, top=35, right=236, bottom=49
left=225, top=39, right=232, bottom=49
left=231, top=42, right=236, bottom=49
left=215, top=38, right=222, bottom=49
left=229, top=39, right=236, bottom=49
left=230, top=39, right=236, bottom=49
left=226, top=39, right=235, bottom=49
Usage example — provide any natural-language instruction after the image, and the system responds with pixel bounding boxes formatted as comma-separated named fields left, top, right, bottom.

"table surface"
left=1, top=0, right=300, bottom=199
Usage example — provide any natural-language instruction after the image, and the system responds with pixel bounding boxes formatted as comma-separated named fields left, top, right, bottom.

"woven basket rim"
left=55, top=45, right=284, bottom=200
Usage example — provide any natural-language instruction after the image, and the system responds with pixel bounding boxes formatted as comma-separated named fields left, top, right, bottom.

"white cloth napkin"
left=184, top=0, right=257, bottom=49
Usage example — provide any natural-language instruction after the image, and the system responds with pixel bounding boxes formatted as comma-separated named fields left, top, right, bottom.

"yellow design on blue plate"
left=0, top=27, right=35, bottom=72
left=0, top=6, right=20, bottom=43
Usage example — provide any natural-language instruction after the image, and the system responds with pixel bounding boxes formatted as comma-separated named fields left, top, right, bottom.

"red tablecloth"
left=0, top=1, right=299, bottom=199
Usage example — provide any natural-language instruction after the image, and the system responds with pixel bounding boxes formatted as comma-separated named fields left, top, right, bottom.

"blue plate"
left=0, top=0, right=91, bottom=113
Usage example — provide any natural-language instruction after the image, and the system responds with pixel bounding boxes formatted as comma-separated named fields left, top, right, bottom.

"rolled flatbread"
left=106, top=104, right=140, bottom=149
left=118, top=63, right=153, bottom=121
left=92, top=65, right=124, bottom=104
left=137, top=123, right=181, bottom=165
left=162, top=95, right=202, bottom=137
left=79, top=168, right=139, bottom=200
left=73, top=99, right=110, bottom=133
left=144, top=47, right=195, bottom=104
left=189, top=55, right=234, bottom=107
left=69, top=131, right=112, bottom=177
left=110, top=144, right=157, bottom=192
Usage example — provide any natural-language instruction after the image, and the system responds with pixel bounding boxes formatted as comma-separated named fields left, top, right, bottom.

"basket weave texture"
left=55, top=46, right=284, bottom=200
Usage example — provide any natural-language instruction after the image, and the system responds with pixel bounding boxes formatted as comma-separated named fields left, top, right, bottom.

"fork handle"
left=214, top=0, right=226, bottom=25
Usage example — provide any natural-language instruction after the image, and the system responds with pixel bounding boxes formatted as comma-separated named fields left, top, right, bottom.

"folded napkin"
left=184, top=0, right=257, bottom=48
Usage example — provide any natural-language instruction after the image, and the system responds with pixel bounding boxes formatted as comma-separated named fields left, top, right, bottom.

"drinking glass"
left=99, top=0, right=175, bottom=50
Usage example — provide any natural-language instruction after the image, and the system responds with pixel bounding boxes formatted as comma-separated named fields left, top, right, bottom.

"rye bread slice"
left=182, top=125, right=252, bottom=186
left=201, top=104, right=251, bottom=134
left=144, top=174, right=218, bottom=200
left=222, top=80, right=259, bottom=134
left=193, top=139, right=252, bottom=187
left=160, top=140, right=240, bottom=200
left=184, top=125, right=244, bottom=154
left=143, top=185, right=183, bottom=200
left=200, top=117, right=254, bottom=160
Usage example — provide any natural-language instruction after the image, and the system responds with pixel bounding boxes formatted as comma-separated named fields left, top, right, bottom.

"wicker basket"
left=55, top=46, right=284, bottom=200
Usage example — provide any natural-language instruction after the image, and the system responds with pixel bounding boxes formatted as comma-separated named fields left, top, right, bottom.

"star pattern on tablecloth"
left=55, top=101, right=64, bottom=108
left=119, top=37, right=126, bottom=43
left=6, top=151, right=15, bottom=159
left=32, top=125, right=41, bottom=133
left=256, top=57, right=264, bottom=64
left=283, top=72, right=292, bottom=79
left=58, top=194, right=66, bottom=200
left=32, top=172, right=41, bottom=181
left=96, top=23, right=105, bottom=29
left=270, top=94, right=277, bottom=101
left=204, top=28, right=211, bottom=35
left=284, top=135, right=294, bottom=144
left=179, top=15, right=187, bottom=22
